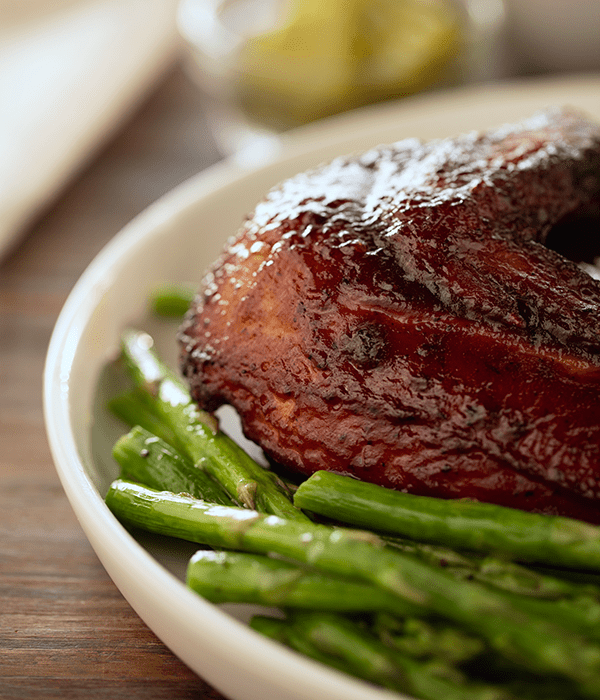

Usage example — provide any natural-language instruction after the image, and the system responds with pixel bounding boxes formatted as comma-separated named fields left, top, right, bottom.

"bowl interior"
left=44, top=74, right=600, bottom=700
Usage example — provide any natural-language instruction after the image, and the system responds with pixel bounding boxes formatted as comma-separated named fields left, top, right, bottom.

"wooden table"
left=0, top=64, right=230, bottom=700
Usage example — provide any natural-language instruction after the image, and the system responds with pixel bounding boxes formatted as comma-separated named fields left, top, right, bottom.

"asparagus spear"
left=149, top=283, right=196, bottom=317
left=294, top=470, right=600, bottom=570
left=187, top=549, right=421, bottom=617
left=112, top=425, right=234, bottom=506
left=283, top=611, right=410, bottom=694
left=373, top=613, right=485, bottom=665
left=119, top=329, right=308, bottom=520
left=388, top=537, right=600, bottom=601
left=463, top=555, right=594, bottom=600
left=250, top=614, right=353, bottom=677
left=384, top=537, right=600, bottom=643
left=249, top=614, right=288, bottom=643
left=108, top=389, right=181, bottom=448
left=501, top=588, right=600, bottom=645
left=255, top=611, right=514, bottom=700
left=105, top=479, right=600, bottom=696
left=253, top=614, right=578, bottom=700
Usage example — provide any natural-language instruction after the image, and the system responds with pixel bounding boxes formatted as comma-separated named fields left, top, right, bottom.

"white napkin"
left=0, top=0, right=181, bottom=259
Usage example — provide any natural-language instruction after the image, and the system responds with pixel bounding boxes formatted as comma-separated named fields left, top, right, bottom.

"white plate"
left=44, top=74, right=600, bottom=700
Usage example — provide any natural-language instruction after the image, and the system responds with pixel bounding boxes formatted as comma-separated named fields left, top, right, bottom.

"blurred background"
left=178, top=0, right=599, bottom=153
left=1, top=0, right=600, bottom=260
left=1, top=2, right=599, bottom=698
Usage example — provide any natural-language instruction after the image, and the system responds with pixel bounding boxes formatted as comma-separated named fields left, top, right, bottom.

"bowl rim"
left=42, top=72, right=600, bottom=699
left=42, top=153, right=402, bottom=700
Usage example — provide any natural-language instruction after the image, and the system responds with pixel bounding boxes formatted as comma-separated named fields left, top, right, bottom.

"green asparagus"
left=252, top=615, right=579, bottom=700
left=112, top=425, right=234, bottom=506
left=373, top=613, right=484, bottom=665
left=187, top=549, right=420, bottom=616
left=149, top=283, right=195, bottom=317
left=250, top=614, right=353, bottom=676
left=108, top=389, right=182, bottom=448
left=119, top=329, right=308, bottom=520
left=284, top=611, right=410, bottom=693
left=105, top=479, right=600, bottom=697
left=388, top=537, right=600, bottom=601
left=294, top=470, right=600, bottom=570
left=256, top=611, right=514, bottom=700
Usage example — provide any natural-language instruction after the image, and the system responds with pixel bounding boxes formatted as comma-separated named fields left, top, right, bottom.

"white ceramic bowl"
left=44, top=74, right=600, bottom=700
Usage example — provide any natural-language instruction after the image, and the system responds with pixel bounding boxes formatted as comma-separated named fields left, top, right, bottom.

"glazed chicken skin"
left=179, top=108, right=600, bottom=522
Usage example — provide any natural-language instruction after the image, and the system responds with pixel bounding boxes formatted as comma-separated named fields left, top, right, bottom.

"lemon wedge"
left=236, top=0, right=462, bottom=129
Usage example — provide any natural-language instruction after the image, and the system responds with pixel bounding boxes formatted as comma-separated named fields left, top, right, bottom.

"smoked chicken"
left=178, top=108, right=600, bottom=522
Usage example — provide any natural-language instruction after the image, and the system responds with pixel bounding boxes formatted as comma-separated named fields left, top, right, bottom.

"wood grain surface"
left=0, top=64, right=229, bottom=700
